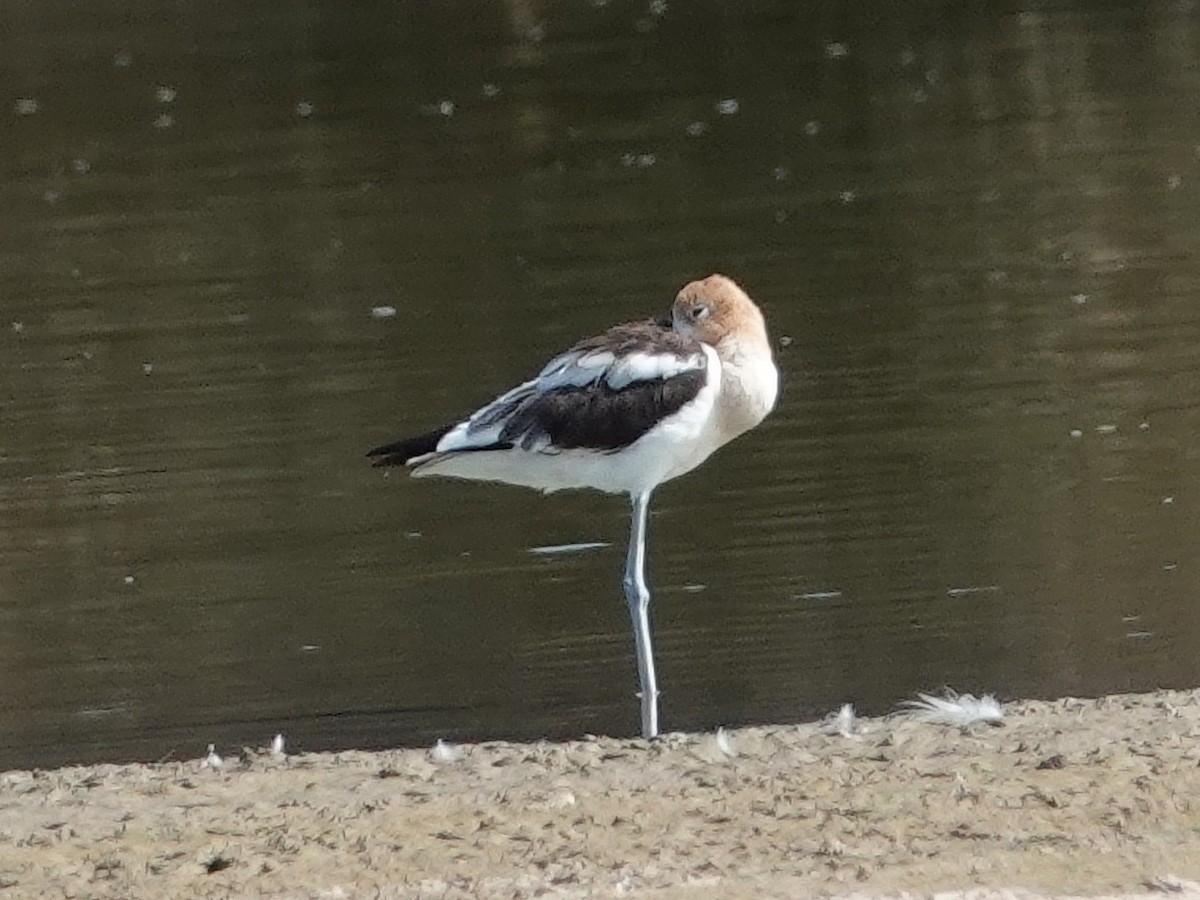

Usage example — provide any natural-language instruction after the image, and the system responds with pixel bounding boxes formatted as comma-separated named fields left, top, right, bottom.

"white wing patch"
left=604, top=351, right=703, bottom=389
left=537, top=347, right=705, bottom=392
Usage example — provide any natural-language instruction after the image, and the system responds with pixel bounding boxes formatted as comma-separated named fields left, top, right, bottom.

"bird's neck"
left=714, top=334, right=778, bottom=440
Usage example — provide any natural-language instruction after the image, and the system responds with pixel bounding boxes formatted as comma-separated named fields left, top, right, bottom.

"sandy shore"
left=3, top=689, right=1200, bottom=899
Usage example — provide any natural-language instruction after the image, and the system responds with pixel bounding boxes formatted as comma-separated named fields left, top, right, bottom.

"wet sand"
left=3, top=689, right=1200, bottom=899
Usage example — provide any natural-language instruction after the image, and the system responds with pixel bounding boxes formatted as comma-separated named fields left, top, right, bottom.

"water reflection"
left=3, top=0, right=1200, bottom=770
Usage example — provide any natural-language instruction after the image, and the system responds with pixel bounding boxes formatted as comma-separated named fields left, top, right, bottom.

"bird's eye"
left=690, top=304, right=709, bottom=321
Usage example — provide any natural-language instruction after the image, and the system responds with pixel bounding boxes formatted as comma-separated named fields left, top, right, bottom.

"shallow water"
left=4, top=0, right=1200, bottom=770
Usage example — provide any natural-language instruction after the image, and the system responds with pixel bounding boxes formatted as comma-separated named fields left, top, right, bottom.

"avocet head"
left=672, top=274, right=769, bottom=349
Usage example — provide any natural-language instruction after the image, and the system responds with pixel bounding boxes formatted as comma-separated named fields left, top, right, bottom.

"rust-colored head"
left=671, top=274, right=769, bottom=350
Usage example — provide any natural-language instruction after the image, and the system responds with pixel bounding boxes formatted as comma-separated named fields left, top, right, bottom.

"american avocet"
left=368, top=274, right=778, bottom=738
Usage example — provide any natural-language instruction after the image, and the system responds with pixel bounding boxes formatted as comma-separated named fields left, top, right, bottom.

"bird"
left=367, top=274, right=778, bottom=739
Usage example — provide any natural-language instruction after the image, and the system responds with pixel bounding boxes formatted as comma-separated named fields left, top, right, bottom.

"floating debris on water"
left=685, top=120, right=707, bottom=137
left=715, top=98, right=739, bottom=116
left=528, top=541, right=610, bottom=556
left=418, top=100, right=454, bottom=117
left=804, top=120, right=821, bottom=136
left=825, top=42, right=850, bottom=59
left=1069, top=429, right=1083, bottom=439
left=14, top=98, right=39, bottom=116
left=1095, top=424, right=1117, bottom=434
left=799, top=590, right=842, bottom=602
left=77, top=705, right=125, bottom=720
left=422, top=99, right=455, bottom=117
left=371, top=305, right=397, bottom=319
left=154, top=113, right=174, bottom=129
left=621, top=152, right=656, bottom=168
left=270, top=734, right=285, bottom=757
left=155, top=86, right=177, bottom=104
left=946, top=585, right=1000, bottom=599
left=481, top=83, right=501, bottom=98
left=295, top=101, right=314, bottom=117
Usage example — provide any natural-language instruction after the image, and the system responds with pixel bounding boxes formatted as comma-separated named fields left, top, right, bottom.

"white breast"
left=712, top=339, right=779, bottom=446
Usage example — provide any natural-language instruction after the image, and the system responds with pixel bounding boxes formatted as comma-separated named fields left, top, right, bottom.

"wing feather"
left=376, top=320, right=711, bottom=463
left=501, top=367, right=708, bottom=452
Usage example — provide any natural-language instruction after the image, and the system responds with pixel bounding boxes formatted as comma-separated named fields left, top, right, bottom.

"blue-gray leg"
left=623, top=491, right=659, bottom=739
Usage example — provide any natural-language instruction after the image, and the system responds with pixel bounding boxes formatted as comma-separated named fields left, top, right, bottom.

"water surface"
left=4, top=0, right=1200, bottom=770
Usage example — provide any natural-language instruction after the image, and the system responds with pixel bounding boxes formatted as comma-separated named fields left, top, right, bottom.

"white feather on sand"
left=203, top=743, right=224, bottom=769
left=430, top=738, right=462, bottom=763
left=821, top=703, right=860, bottom=738
left=898, top=689, right=1004, bottom=727
left=714, top=726, right=737, bottom=758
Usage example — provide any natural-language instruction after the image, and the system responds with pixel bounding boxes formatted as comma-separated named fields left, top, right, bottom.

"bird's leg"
left=622, top=491, right=659, bottom=739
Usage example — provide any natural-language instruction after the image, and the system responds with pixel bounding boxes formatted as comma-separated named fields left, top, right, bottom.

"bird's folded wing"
left=441, top=321, right=711, bottom=454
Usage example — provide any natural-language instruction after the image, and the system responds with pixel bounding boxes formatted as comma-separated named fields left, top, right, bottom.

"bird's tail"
left=366, top=425, right=454, bottom=468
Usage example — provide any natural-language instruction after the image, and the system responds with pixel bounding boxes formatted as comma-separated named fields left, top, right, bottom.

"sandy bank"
left=3, top=689, right=1200, bottom=898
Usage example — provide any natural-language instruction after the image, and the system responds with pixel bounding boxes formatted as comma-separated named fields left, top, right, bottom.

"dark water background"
left=5, top=0, right=1200, bottom=770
